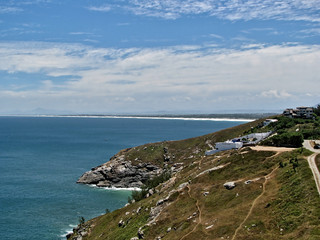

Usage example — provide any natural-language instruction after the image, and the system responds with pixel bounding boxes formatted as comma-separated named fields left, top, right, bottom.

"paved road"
left=303, top=140, right=320, bottom=196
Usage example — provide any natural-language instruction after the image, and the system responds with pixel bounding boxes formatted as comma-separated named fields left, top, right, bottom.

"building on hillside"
left=283, top=108, right=295, bottom=118
left=296, top=107, right=313, bottom=118
left=283, top=106, right=313, bottom=119
left=205, top=131, right=272, bottom=156
left=231, top=131, right=273, bottom=146
left=205, top=141, right=243, bottom=155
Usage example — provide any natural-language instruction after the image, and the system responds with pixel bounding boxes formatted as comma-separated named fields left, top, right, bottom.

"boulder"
left=138, top=227, right=144, bottom=239
left=223, top=182, right=236, bottom=190
left=118, top=219, right=124, bottom=227
left=77, top=171, right=105, bottom=184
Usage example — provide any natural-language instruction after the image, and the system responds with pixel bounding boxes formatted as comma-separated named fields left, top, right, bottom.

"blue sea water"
left=0, top=116, right=248, bottom=240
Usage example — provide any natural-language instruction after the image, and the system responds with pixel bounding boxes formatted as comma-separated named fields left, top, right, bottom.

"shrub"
left=265, top=132, right=303, bottom=148
left=78, top=216, right=85, bottom=225
left=301, top=129, right=320, bottom=140
left=128, top=171, right=171, bottom=203
left=314, top=104, right=320, bottom=116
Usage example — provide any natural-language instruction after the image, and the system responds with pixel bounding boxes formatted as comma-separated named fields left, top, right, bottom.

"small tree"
left=78, top=216, right=85, bottom=226
left=314, top=104, right=320, bottom=116
left=279, top=161, right=284, bottom=168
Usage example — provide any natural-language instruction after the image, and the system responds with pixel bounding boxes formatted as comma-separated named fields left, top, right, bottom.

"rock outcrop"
left=77, top=153, right=163, bottom=188
left=223, top=181, right=236, bottom=190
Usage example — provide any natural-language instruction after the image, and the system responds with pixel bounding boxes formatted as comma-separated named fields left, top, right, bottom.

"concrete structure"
left=205, top=141, right=243, bottom=155
left=296, top=107, right=313, bottom=118
left=205, top=131, right=272, bottom=155
left=283, top=108, right=295, bottom=118
left=216, top=141, right=243, bottom=151
left=283, top=106, right=314, bottom=119
left=231, top=131, right=272, bottom=145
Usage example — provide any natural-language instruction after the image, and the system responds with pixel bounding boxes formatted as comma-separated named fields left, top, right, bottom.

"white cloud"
left=261, top=90, right=292, bottom=99
left=0, top=42, right=319, bottom=113
left=0, top=6, right=23, bottom=14
left=90, top=0, right=320, bottom=22
left=87, top=5, right=111, bottom=12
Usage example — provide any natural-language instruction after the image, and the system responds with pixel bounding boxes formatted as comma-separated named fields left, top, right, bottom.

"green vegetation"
left=269, top=150, right=320, bottom=238
left=316, top=155, right=320, bottom=172
left=257, top=116, right=320, bottom=146
left=263, top=132, right=304, bottom=148
left=314, top=104, right=320, bottom=117
left=78, top=216, right=85, bottom=225
left=128, top=171, right=171, bottom=202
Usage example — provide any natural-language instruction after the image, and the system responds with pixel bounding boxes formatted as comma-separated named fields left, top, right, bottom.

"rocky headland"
left=77, top=151, right=163, bottom=188
left=77, top=145, right=178, bottom=188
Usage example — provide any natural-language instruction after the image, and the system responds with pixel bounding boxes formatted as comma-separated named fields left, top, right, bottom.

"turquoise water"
left=0, top=116, right=247, bottom=240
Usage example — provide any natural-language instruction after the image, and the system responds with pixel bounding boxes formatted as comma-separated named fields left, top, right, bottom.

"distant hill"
left=65, top=113, right=278, bottom=120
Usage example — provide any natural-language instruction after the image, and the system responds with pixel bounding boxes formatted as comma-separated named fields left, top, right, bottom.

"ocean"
left=0, top=116, right=249, bottom=240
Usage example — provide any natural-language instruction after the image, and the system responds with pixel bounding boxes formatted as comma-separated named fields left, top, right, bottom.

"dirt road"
left=250, top=146, right=296, bottom=152
left=307, top=153, right=320, bottom=196
left=303, top=140, right=320, bottom=196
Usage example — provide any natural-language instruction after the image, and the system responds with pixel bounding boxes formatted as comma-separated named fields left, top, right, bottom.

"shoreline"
left=0, top=114, right=254, bottom=122
left=88, top=184, right=142, bottom=191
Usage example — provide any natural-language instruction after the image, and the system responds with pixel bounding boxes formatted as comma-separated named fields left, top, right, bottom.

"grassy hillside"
left=68, top=117, right=320, bottom=240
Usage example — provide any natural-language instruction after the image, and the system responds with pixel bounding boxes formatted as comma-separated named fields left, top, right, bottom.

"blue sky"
left=0, top=0, right=319, bottom=114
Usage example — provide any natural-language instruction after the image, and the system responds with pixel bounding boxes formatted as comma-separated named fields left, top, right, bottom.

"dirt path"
left=231, top=167, right=278, bottom=240
left=303, top=140, right=320, bottom=196
left=250, top=146, right=296, bottom=152
left=180, top=185, right=203, bottom=240
left=307, top=153, right=320, bottom=196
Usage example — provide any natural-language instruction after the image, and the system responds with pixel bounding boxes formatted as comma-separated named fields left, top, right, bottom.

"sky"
left=0, top=0, right=319, bottom=114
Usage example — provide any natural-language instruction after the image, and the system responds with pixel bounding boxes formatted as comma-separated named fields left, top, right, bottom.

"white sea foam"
left=101, top=186, right=142, bottom=191
left=60, top=223, right=78, bottom=239
left=60, top=228, right=74, bottom=239
left=88, top=184, right=141, bottom=191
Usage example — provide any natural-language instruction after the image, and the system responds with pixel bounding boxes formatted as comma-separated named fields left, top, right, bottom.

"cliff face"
left=77, top=153, right=162, bottom=188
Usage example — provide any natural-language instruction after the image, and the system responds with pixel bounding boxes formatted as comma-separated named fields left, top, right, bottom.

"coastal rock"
left=118, top=219, right=124, bottom=227
left=77, top=152, right=162, bottom=188
left=138, top=227, right=144, bottom=239
left=223, top=182, right=236, bottom=190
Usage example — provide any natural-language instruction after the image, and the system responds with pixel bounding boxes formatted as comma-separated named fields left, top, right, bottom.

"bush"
left=130, top=188, right=148, bottom=202
left=145, top=171, right=171, bottom=189
left=78, top=216, right=85, bottom=225
left=301, top=129, right=320, bottom=139
left=273, top=117, right=295, bottom=130
left=128, top=171, right=171, bottom=203
left=314, top=104, right=320, bottom=116
left=265, top=132, right=303, bottom=148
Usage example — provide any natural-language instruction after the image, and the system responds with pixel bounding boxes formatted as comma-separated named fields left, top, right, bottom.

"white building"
left=283, top=106, right=313, bottom=119
left=205, top=141, right=243, bottom=155
left=215, top=141, right=243, bottom=151
left=296, top=107, right=313, bottom=118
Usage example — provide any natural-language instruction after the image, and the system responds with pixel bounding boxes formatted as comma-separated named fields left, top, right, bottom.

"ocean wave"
left=60, top=227, right=75, bottom=239
left=88, top=184, right=141, bottom=191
